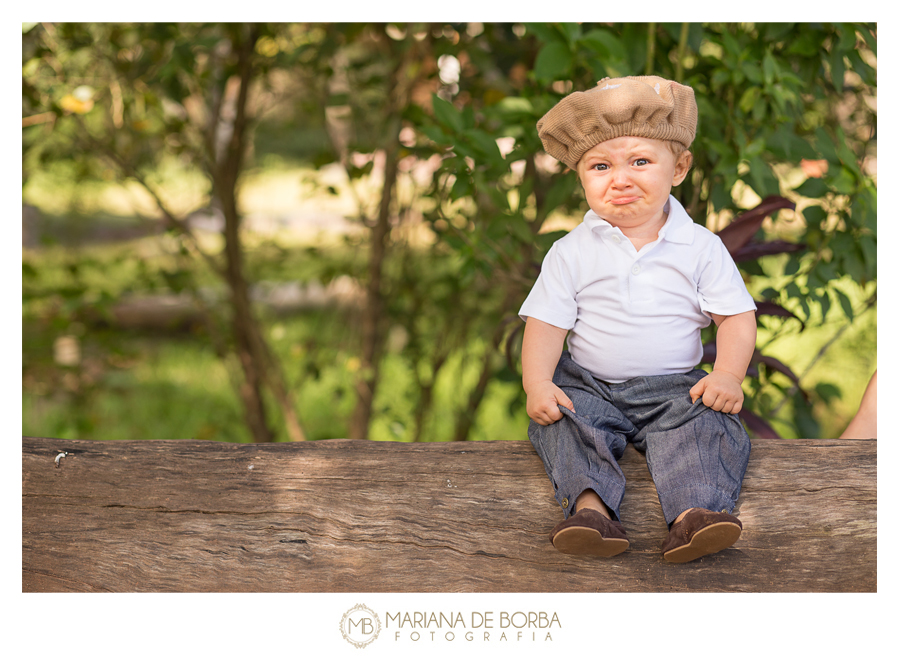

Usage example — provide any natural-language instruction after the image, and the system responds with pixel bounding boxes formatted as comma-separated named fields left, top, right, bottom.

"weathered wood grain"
left=22, top=436, right=875, bottom=593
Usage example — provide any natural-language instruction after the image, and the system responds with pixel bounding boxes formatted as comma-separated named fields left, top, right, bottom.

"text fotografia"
left=386, top=611, right=561, bottom=642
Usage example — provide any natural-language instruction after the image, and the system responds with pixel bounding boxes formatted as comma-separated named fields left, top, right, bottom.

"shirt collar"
left=583, top=195, right=695, bottom=245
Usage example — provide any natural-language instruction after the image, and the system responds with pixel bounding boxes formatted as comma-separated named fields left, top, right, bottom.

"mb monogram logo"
left=340, top=604, right=382, bottom=648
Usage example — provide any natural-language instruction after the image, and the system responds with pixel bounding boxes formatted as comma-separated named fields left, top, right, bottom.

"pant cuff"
left=658, top=484, right=739, bottom=526
left=556, top=477, right=626, bottom=521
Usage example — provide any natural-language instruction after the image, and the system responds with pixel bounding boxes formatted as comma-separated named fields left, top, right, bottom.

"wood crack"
left=22, top=567, right=114, bottom=593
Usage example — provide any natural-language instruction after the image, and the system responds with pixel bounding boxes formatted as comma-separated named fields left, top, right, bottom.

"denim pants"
left=529, top=352, right=751, bottom=526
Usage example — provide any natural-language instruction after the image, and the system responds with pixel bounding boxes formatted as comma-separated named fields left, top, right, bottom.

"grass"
left=22, top=313, right=529, bottom=443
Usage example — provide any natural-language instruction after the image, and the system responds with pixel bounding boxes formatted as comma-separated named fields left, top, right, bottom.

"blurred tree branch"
left=23, top=22, right=308, bottom=442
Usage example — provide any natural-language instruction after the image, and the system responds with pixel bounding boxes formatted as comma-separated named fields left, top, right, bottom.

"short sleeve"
left=696, top=236, right=757, bottom=318
left=518, top=242, right=579, bottom=330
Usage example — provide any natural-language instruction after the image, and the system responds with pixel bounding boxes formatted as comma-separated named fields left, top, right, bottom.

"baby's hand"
left=526, top=380, right=575, bottom=426
left=690, top=371, right=745, bottom=414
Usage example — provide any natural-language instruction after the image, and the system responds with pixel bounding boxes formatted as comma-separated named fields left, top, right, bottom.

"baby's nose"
left=611, top=168, right=633, bottom=187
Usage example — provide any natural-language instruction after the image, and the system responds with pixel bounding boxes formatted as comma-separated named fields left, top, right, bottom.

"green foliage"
left=22, top=22, right=876, bottom=442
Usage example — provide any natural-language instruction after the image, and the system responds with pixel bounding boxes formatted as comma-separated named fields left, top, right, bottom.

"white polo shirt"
left=519, top=195, right=756, bottom=383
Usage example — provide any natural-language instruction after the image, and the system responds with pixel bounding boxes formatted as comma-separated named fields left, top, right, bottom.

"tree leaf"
left=755, top=352, right=808, bottom=400
left=794, top=177, right=829, bottom=199
left=540, top=172, right=578, bottom=219
left=830, top=167, right=858, bottom=195
left=431, top=94, right=463, bottom=134
left=859, top=235, right=877, bottom=269
left=763, top=51, right=777, bottom=85
left=580, top=28, right=620, bottom=57
left=830, top=47, right=846, bottom=91
left=716, top=196, right=796, bottom=255
left=815, top=382, right=842, bottom=403
left=534, top=41, right=573, bottom=83
left=419, top=124, right=450, bottom=146
left=755, top=301, right=805, bottom=329
left=738, top=86, right=760, bottom=114
left=699, top=341, right=716, bottom=365
left=462, top=129, right=507, bottom=171
left=833, top=288, right=855, bottom=321
left=731, top=239, right=804, bottom=262
left=738, top=408, right=781, bottom=439
left=557, top=22, right=582, bottom=46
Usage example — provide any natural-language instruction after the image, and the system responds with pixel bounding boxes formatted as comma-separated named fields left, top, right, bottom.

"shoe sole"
left=552, top=526, right=629, bottom=557
left=663, top=521, right=742, bottom=563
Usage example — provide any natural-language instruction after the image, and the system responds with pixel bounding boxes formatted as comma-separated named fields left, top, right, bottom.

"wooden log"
left=22, top=436, right=875, bottom=593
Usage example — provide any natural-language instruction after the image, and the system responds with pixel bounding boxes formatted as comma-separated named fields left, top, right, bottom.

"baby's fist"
left=690, top=371, right=744, bottom=414
left=526, top=381, right=575, bottom=426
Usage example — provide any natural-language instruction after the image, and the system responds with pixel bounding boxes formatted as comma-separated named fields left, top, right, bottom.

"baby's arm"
left=689, top=310, right=757, bottom=414
left=522, top=317, right=575, bottom=425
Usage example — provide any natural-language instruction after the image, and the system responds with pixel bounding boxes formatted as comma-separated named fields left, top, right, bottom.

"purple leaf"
left=717, top=196, right=796, bottom=255
left=700, top=342, right=717, bottom=364
left=504, top=319, right=524, bottom=373
left=738, top=408, right=781, bottom=439
left=732, top=239, right=804, bottom=262
left=754, top=353, right=810, bottom=401
left=755, top=301, right=805, bottom=329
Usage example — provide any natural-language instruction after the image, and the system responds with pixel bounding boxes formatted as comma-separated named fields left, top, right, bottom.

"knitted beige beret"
left=536, top=75, right=698, bottom=169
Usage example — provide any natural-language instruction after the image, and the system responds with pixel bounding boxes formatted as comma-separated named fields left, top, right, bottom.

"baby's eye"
left=592, top=163, right=608, bottom=171
left=634, top=158, right=650, bottom=166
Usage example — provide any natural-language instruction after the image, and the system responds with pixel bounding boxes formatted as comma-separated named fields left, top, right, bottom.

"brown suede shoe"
left=549, top=508, right=629, bottom=557
left=661, top=508, right=742, bottom=563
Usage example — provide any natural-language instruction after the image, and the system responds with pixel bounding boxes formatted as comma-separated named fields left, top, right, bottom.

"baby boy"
left=520, top=75, right=757, bottom=563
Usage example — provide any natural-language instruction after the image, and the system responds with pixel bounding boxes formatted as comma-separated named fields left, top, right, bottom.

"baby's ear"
left=673, top=150, right=693, bottom=185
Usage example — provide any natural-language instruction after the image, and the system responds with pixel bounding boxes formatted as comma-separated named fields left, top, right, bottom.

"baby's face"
left=576, top=136, right=690, bottom=232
